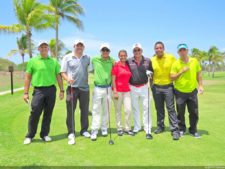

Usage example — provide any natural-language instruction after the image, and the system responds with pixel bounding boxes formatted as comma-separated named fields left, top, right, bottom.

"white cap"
left=38, top=41, right=49, bottom=47
left=132, top=43, right=142, bottom=50
left=100, top=43, right=110, bottom=51
left=74, top=39, right=85, bottom=46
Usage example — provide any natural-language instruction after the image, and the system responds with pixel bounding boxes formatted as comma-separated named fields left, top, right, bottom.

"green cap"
left=177, top=44, right=188, bottom=51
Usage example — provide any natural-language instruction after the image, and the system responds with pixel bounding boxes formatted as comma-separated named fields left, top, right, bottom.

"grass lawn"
left=0, top=72, right=225, bottom=167
left=0, top=71, right=24, bottom=92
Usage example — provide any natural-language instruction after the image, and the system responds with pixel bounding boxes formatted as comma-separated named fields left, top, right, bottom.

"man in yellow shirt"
left=151, top=41, right=180, bottom=140
left=170, top=44, right=204, bottom=138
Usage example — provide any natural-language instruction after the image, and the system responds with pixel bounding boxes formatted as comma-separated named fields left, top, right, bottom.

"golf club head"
left=109, top=140, right=114, bottom=145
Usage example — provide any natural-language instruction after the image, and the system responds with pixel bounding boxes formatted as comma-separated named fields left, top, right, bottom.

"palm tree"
left=7, top=34, right=28, bottom=70
left=0, top=0, right=54, bottom=58
left=49, top=38, right=66, bottom=58
left=208, top=46, right=224, bottom=78
left=48, top=0, right=84, bottom=59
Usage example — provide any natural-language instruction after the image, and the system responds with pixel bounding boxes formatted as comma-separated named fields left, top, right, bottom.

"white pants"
left=130, top=84, right=152, bottom=134
left=91, top=87, right=112, bottom=131
left=113, top=92, right=132, bottom=131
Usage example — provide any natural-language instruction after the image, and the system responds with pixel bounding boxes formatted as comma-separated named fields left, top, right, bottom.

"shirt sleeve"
left=148, top=59, right=154, bottom=72
left=111, top=64, right=117, bottom=76
left=60, top=55, right=68, bottom=73
left=196, top=59, right=202, bottom=72
left=170, top=62, right=178, bottom=74
left=89, top=57, right=94, bottom=72
left=26, top=60, right=33, bottom=74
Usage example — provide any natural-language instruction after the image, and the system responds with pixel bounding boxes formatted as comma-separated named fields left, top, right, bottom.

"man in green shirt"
left=90, top=43, right=115, bottom=141
left=23, top=41, right=64, bottom=145
left=170, top=44, right=204, bottom=138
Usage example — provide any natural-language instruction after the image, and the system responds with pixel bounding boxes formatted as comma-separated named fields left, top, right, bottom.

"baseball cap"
left=38, top=41, right=49, bottom=47
left=100, top=43, right=110, bottom=51
left=74, top=39, right=85, bottom=46
left=132, top=43, right=142, bottom=50
left=177, top=44, right=188, bottom=51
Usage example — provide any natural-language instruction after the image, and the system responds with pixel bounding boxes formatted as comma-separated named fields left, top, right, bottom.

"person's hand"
left=67, top=79, right=75, bottom=85
left=182, top=66, right=189, bottom=73
left=198, top=86, right=204, bottom=94
left=113, top=91, right=119, bottom=100
left=59, top=91, right=64, bottom=100
left=23, top=94, right=29, bottom=103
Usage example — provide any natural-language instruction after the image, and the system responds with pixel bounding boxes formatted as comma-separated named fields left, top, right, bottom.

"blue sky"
left=1, top=0, right=225, bottom=64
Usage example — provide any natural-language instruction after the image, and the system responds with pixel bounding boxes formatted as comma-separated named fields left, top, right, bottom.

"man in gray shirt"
left=61, top=40, right=90, bottom=145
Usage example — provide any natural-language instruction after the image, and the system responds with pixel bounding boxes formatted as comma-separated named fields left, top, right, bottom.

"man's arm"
left=197, top=71, right=204, bottom=94
left=170, top=67, right=189, bottom=81
left=23, top=73, right=32, bottom=103
left=56, top=74, right=64, bottom=100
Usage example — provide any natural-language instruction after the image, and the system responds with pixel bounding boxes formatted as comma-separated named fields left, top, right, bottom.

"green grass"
left=0, top=73, right=225, bottom=167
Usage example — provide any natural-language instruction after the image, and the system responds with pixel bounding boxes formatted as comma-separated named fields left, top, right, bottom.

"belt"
left=153, top=83, right=173, bottom=88
left=94, top=84, right=111, bottom=88
left=34, top=85, right=55, bottom=89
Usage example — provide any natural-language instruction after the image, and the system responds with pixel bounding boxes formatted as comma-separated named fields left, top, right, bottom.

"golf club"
left=146, top=70, right=153, bottom=140
left=105, top=79, right=114, bottom=145
left=70, top=84, right=74, bottom=136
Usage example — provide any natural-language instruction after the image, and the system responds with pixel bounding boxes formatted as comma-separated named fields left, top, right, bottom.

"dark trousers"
left=174, top=89, right=199, bottom=134
left=66, top=87, right=89, bottom=135
left=26, top=86, right=56, bottom=138
left=152, top=84, right=179, bottom=133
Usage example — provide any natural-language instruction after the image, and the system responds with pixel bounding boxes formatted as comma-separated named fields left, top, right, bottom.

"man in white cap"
left=61, top=40, right=91, bottom=145
left=90, top=43, right=115, bottom=141
left=127, top=43, right=154, bottom=139
left=23, top=41, right=64, bottom=145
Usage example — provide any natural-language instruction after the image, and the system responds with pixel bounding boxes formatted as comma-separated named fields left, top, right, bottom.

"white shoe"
left=101, top=129, right=108, bottom=136
left=82, top=131, right=91, bottom=138
left=42, top=136, right=52, bottom=142
left=23, top=138, right=32, bottom=145
left=68, top=134, right=75, bottom=145
left=133, top=129, right=141, bottom=133
left=90, top=130, right=98, bottom=141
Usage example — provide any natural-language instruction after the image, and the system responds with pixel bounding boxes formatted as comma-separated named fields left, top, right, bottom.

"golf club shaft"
left=105, top=80, right=113, bottom=142
left=70, top=85, right=74, bottom=134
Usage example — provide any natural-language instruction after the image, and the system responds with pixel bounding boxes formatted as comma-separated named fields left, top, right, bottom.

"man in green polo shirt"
left=23, top=41, right=64, bottom=145
left=90, top=43, right=115, bottom=141
left=170, top=43, right=204, bottom=138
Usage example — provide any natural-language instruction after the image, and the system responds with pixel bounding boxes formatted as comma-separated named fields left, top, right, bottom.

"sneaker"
left=101, top=129, right=108, bottom=137
left=154, top=128, right=165, bottom=134
left=133, top=129, right=141, bottom=134
left=117, top=130, right=123, bottom=136
left=41, top=136, right=52, bottom=142
left=82, top=131, right=91, bottom=138
left=124, top=130, right=135, bottom=136
left=180, top=131, right=185, bottom=137
left=91, top=130, right=98, bottom=141
left=190, top=132, right=201, bottom=139
left=68, top=134, right=75, bottom=145
left=172, top=132, right=180, bottom=141
left=23, top=138, right=32, bottom=145
left=146, top=133, right=153, bottom=140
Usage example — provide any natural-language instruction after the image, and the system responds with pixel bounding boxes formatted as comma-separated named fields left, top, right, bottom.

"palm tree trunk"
left=26, top=28, right=32, bottom=58
left=212, top=62, right=215, bottom=78
left=55, top=20, right=59, bottom=60
left=22, top=54, right=25, bottom=79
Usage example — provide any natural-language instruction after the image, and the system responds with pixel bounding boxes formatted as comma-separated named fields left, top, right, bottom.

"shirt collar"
left=38, top=55, right=50, bottom=59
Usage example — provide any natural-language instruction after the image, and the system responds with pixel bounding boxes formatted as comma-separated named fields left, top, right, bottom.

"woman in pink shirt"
left=112, top=50, right=134, bottom=136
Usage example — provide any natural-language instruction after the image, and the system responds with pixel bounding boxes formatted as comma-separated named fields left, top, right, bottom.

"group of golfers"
left=23, top=40, right=204, bottom=145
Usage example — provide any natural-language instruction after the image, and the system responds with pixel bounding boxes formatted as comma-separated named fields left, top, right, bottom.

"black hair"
left=154, top=41, right=165, bottom=49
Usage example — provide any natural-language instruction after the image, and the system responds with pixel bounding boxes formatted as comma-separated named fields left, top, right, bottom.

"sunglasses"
left=101, top=48, right=110, bottom=52
left=133, top=49, right=141, bottom=52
